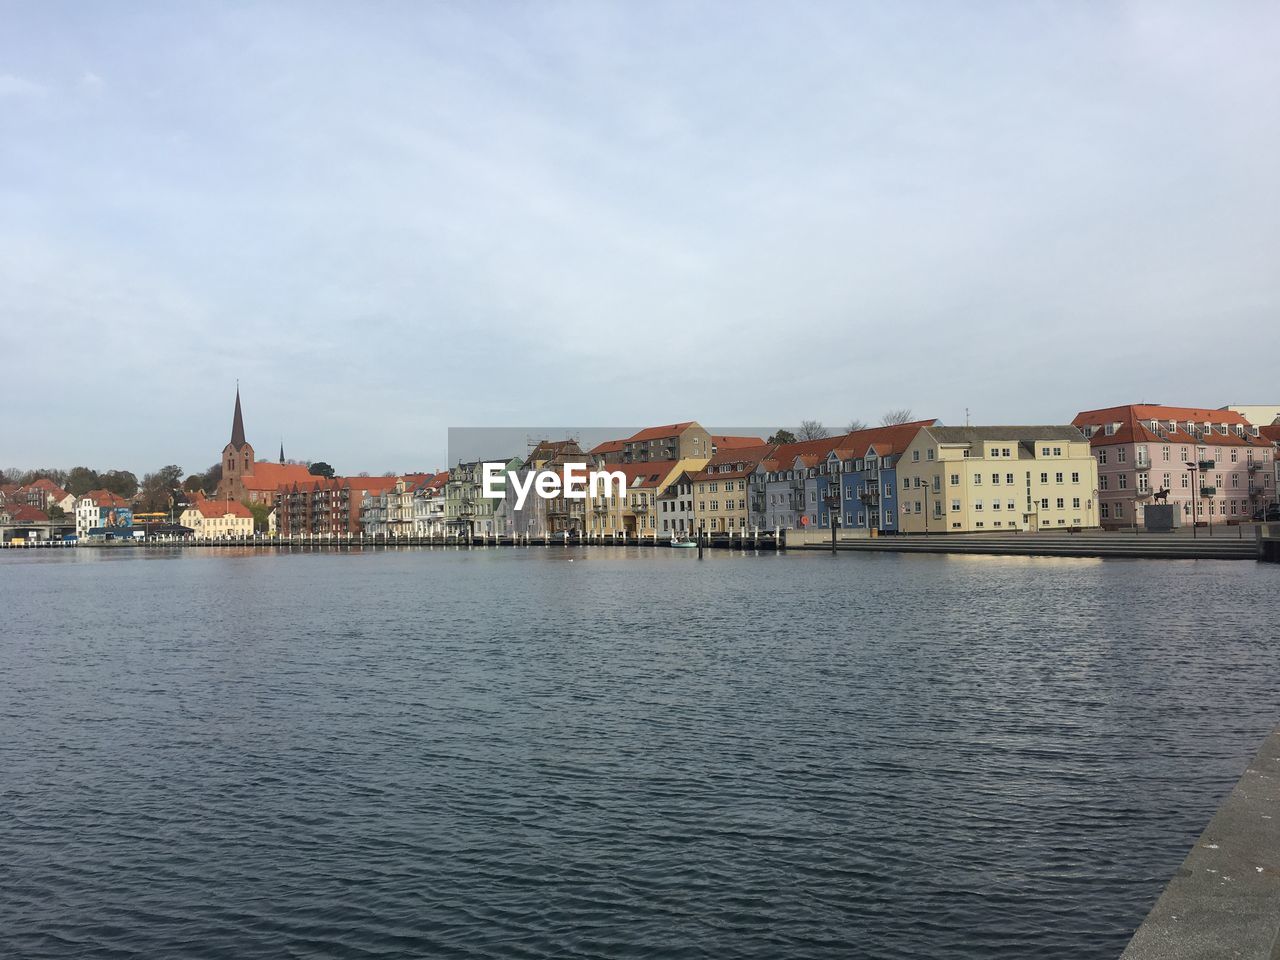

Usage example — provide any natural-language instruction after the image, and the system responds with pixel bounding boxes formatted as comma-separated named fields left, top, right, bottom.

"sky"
left=1, top=1, right=1277, bottom=477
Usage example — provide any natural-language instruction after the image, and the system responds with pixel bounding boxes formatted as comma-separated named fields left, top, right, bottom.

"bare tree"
left=845, top=419, right=867, bottom=434
left=797, top=420, right=829, bottom=441
left=880, top=409, right=914, bottom=426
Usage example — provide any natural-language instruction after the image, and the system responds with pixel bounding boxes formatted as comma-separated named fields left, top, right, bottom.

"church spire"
left=279, top=439, right=285, bottom=464
left=230, top=384, right=247, bottom=449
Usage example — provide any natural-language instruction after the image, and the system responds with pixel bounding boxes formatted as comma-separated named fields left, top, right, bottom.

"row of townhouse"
left=487, top=421, right=1105, bottom=537
left=275, top=475, right=432, bottom=536
left=360, top=472, right=450, bottom=537
left=258, top=405, right=1280, bottom=539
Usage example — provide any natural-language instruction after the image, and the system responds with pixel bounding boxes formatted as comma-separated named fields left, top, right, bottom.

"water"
left=1, top=547, right=1276, bottom=959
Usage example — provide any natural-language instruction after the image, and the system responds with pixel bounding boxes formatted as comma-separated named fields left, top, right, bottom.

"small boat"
left=670, top=535, right=697, bottom=548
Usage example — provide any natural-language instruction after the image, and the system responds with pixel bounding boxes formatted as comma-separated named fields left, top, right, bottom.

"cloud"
left=0, top=73, right=44, bottom=98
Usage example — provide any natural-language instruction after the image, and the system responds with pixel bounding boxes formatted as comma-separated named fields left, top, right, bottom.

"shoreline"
left=4, top=528, right=1273, bottom=561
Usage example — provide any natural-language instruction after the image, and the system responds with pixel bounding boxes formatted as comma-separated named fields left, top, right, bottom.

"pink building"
left=1072, top=405, right=1275, bottom=528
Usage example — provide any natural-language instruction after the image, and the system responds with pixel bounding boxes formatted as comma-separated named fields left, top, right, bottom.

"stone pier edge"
left=1121, top=724, right=1280, bottom=958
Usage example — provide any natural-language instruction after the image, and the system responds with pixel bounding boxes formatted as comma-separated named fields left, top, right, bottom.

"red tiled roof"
left=421, top=470, right=449, bottom=490
left=7, top=505, right=47, bottom=522
left=1073, top=404, right=1264, bottom=448
left=594, top=461, right=681, bottom=488
left=691, top=466, right=755, bottom=482
left=27, top=478, right=69, bottom=499
left=711, top=434, right=766, bottom=450
left=707, top=443, right=773, bottom=466
left=83, top=489, right=129, bottom=508
left=589, top=438, right=625, bottom=455
left=240, top=462, right=316, bottom=491
left=1259, top=425, right=1280, bottom=444
left=626, top=422, right=697, bottom=443
left=769, top=421, right=936, bottom=467
left=190, top=495, right=253, bottom=519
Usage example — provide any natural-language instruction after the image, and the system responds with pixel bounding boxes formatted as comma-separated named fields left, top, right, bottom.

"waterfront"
left=1, top=548, right=1277, bottom=959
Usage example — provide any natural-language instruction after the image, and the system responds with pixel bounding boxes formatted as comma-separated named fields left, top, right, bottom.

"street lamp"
left=823, top=490, right=841, bottom=554
left=1185, top=461, right=1198, bottom=538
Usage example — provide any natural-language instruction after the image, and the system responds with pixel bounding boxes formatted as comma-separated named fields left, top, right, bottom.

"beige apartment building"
left=896, top=426, right=1099, bottom=533
left=691, top=446, right=773, bottom=533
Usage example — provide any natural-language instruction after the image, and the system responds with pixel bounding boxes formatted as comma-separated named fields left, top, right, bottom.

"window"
left=1098, top=450, right=1108, bottom=464
left=912, top=450, right=920, bottom=462
left=1056, top=498, right=1065, bottom=509
left=992, top=473, right=1000, bottom=485
left=973, top=474, right=982, bottom=485
left=1040, top=498, right=1049, bottom=509
left=1118, top=475, right=1128, bottom=490
left=974, top=499, right=983, bottom=511
left=1071, top=472, right=1079, bottom=483
left=1006, top=474, right=1014, bottom=484
left=1055, top=472, right=1063, bottom=483
left=1040, top=472, right=1048, bottom=484
left=1100, top=502, right=1110, bottom=519
left=951, top=499, right=960, bottom=512
left=927, top=449, right=935, bottom=460
left=1118, top=448, right=1127, bottom=463
left=950, top=474, right=960, bottom=486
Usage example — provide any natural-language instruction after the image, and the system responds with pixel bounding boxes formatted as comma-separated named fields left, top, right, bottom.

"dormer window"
left=1104, top=424, right=1116, bottom=436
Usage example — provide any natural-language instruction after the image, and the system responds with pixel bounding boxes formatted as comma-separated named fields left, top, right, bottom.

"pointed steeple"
left=230, top=384, right=247, bottom=449
left=279, top=439, right=285, bottom=464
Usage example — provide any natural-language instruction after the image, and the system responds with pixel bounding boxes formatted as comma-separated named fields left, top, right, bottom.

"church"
left=216, top=387, right=316, bottom=505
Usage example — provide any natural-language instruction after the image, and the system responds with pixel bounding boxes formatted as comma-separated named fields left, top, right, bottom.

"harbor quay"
left=7, top=523, right=1278, bottom=562
left=1122, top=725, right=1280, bottom=959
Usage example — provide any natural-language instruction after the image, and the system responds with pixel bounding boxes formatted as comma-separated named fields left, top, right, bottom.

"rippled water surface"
left=1, top=546, right=1277, bottom=959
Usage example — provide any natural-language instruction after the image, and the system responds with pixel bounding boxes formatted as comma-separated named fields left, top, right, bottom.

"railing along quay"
left=15, top=525, right=1278, bottom=560
left=110, top=531, right=785, bottom=551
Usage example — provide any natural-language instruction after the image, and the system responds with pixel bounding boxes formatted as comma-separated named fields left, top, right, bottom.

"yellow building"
left=180, top=495, right=256, bottom=538
left=692, top=446, right=773, bottom=533
left=896, top=426, right=1099, bottom=533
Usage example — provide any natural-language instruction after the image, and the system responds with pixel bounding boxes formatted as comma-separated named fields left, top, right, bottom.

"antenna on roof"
left=965, top=407, right=970, bottom=427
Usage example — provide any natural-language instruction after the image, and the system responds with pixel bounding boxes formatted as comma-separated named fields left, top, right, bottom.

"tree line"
left=766, top=410, right=915, bottom=445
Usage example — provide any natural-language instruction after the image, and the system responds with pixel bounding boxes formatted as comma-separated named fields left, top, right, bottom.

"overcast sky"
left=2, top=1, right=1277, bottom=476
